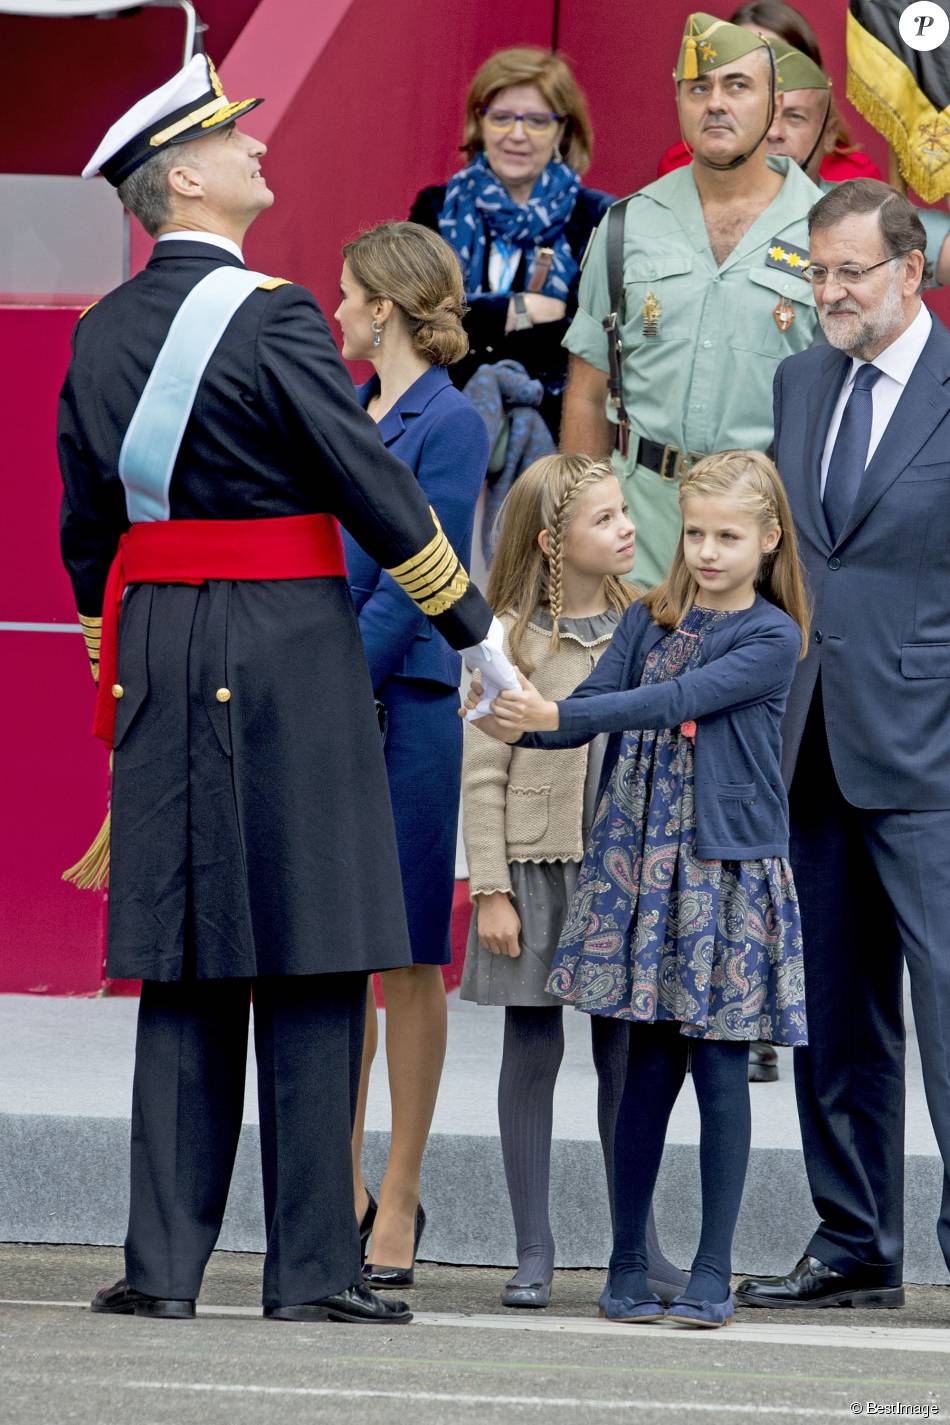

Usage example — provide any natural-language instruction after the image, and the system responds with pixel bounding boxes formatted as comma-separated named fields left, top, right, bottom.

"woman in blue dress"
left=469, top=450, right=810, bottom=1328
left=335, top=221, right=489, bottom=1284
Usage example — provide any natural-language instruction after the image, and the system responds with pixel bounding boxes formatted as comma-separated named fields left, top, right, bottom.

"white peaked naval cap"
left=83, top=53, right=263, bottom=186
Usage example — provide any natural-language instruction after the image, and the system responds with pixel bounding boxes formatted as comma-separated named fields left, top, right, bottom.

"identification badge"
left=773, top=297, right=795, bottom=332
left=642, top=290, right=661, bottom=337
left=765, top=239, right=811, bottom=279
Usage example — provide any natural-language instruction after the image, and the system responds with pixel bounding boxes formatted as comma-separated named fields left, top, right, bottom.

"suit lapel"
left=802, top=348, right=849, bottom=550
left=837, top=322, right=950, bottom=546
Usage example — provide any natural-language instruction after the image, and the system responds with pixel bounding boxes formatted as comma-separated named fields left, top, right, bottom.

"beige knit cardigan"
left=462, top=610, right=616, bottom=897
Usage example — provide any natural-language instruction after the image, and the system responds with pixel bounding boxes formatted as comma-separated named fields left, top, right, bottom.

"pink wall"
left=5, top=0, right=950, bottom=992
left=0, top=308, right=109, bottom=994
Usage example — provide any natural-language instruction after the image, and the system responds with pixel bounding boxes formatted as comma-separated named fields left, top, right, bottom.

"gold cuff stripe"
left=150, top=96, right=229, bottom=147
left=385, top=510, right=446, bottom=580
left=397, top=544, right=458, bottom=597
left=78, top=614, right=102, bottom=628
left=417, top=566, right=470, bottom=616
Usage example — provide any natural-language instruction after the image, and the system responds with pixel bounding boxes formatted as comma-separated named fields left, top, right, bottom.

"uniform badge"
left=765, top=239, right=811, bottom=279
left=773, top=297, right=795, bottom=332
left=642, top=290, right=661, bottom=337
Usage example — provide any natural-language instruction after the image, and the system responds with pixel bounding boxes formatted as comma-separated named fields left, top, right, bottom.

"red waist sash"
left=94, top=514, right=346, bottom=746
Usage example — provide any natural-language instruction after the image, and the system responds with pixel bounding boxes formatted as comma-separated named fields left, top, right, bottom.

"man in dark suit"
left=59, top=54, right=499, bottom=1324
left=737, top=180, right=950, bottom=1308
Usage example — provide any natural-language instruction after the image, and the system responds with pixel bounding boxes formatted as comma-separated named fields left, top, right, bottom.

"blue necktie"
left=823, top=362, right=883, bottom=542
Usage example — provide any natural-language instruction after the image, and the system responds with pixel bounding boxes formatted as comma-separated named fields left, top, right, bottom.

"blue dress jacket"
left=342, top=364, right=489, bottom=691
left=519, top=596, right=802, bottom=860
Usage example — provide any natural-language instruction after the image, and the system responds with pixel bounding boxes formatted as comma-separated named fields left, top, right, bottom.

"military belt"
left=637, top=438, right=705, bottom=482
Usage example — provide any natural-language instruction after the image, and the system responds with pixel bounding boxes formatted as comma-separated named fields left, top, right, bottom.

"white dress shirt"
left=819, top=302, right=933, bottom=496
left=156, top=230, right=245, bottom=263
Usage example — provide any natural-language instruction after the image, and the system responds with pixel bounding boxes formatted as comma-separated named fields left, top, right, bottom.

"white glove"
left=461, top=616, right=520, bottom=721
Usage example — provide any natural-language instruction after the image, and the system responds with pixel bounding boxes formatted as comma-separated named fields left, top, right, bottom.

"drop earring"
left=371, top=320, right=383, bottom=347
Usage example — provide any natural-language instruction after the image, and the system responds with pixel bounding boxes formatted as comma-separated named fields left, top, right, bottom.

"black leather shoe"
left=264, top=1282, right=412, bottom=1324
left=501, top=1280, right=552, bottom=1309
left=748, top=1042, right=779, bottom=1083
left=363, top=1203, right=426, bottom=1289
left=358, top=1190, right=378, bottom=1266
left=90, top=1277, right=195, bottom=1319
left=736, top=1255, right=904, bottom=1309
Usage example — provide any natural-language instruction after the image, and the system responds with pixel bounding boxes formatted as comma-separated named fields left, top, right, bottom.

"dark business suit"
left=58, top=241, right=491, bottom=1307
left=343, top=365, right=487, bottom=963
left=773, top=312, right=950, bottom=1283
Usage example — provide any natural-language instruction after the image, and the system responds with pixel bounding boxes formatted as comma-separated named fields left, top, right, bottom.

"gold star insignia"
left=769, top=245, right=786, bottom=262
left=786, top=253, right=801, bottom=267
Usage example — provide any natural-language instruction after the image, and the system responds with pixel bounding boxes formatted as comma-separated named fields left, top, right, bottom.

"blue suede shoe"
left=665, top=1291, right=735, bottom=1328
left=597, top=1283, right=665, bottom=1324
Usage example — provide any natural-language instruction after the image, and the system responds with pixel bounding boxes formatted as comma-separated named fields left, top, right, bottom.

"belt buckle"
left=659, top=444, right=693, bottom=482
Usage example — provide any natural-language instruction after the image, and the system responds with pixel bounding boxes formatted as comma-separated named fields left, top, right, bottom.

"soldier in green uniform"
left=560, top=12, right=823, bottom=589
left=766, top=39, right=950, bottom=282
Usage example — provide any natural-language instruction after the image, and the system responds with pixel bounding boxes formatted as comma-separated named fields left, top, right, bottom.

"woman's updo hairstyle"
left=343, top=221, right=469, bottom=366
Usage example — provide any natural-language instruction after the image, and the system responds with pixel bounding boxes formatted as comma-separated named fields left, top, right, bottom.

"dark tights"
left=497, top=1006, right=683, bottom=1289
left=610, top=1024, right=751, bottom=1304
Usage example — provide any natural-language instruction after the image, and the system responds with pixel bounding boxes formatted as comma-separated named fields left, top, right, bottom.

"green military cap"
left=674, top=12, right=770, bottom=82
left=771, top=39, right=831, bottom=93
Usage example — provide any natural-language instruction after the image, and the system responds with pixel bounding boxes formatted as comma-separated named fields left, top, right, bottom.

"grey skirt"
left=460, top=858, right=582, bottom=1007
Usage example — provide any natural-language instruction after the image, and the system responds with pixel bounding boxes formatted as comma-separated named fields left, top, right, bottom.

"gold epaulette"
left=258, top=277, right=291, bottom=291
left=78, top=301, right=99, bottom=320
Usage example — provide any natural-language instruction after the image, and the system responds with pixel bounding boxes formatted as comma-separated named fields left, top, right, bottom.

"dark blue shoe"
left=665, top=1291, right=735, bottom=1328
left=597, top=1282, right=665, bottom=1324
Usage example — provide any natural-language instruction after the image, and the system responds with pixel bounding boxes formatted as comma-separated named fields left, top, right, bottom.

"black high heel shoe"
left=358, top=1191, right=378, bottom=1266
left=363, top=1203, right=426, bottom=1289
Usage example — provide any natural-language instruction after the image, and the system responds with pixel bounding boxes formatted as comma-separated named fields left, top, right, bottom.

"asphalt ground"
left=0, top=1245, right=947, bottom=1425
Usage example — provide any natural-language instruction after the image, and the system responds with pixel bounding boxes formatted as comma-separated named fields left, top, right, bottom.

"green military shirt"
left=564, top=155, right=824, bottom=584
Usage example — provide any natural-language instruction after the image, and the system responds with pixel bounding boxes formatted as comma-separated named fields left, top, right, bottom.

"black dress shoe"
left=90, top=1277, right=195, bottom=1319
left=736, top=1255, right=904, bottom=1309
left=264, top=1282, right=412, bottom=1324
left=363, top=1203, right=426, bottom=1289
left=748, top=1042, right=779, bottom=1083
left=358, top=1190, right=378, bottom=1266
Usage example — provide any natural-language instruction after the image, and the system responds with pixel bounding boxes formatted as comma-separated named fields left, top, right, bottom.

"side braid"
left=546, top=483, right=573, bottom=656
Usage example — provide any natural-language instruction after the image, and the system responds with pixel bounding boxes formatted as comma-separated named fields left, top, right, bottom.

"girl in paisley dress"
left=467, top=450, right=810, bottom=1329
left=460, top=453, right=687, bottom=1309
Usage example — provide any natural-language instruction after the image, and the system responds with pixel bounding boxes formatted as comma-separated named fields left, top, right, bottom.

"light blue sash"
left=118, top=266, right=272, bottom=522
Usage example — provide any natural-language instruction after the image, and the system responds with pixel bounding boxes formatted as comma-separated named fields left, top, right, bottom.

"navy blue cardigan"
left=518, top=596, right=802, bottom=860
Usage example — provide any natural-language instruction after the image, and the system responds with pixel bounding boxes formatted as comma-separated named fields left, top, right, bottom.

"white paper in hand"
left=461, top=616, right=520, bottom=721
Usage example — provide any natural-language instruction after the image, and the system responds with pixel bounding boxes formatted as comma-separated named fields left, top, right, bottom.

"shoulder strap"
left=602, top=199, right=631, bottom=458
left=118, top=266, right=276, bottom=522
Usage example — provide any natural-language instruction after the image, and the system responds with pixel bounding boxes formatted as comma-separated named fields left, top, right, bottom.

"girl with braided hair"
left=469, top=450, right=810, bottom=1328
left=460, top=452, right=687, bottom=1309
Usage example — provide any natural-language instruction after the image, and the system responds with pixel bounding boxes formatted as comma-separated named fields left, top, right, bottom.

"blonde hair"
left=486, top=453, right=635, bottom=674
left=343, top=221, right=468, bottom=366
left=461, top=46, right=593, bottom=175
left=641, top=450, right=811, bottom=658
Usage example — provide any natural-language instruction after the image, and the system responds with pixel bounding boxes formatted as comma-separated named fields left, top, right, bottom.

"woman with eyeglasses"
left=410, top=47, right=613, bottom=439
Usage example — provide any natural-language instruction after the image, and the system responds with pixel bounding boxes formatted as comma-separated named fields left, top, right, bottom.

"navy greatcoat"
left=343, top=365, right=488, bottom=963
left=58, top=242, right=491, bottom=984
left=57, top=238, right=491, bottom=1310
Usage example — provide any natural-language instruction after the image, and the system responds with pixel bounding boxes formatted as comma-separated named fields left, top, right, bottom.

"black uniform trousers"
left=125, top=972, right=367, bottom=1309
left=790, top=682, right=950, bottom=1283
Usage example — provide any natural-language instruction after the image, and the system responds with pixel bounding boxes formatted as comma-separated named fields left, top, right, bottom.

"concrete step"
left=0, top=992, right=944, bottom=1283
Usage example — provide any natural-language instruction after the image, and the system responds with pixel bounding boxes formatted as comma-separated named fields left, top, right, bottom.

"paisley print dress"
left=545, top=605, right=807, bottom=1045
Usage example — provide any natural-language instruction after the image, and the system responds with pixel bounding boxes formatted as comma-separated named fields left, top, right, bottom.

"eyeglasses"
left=804, top=252, right=914, bottom=287
left=481, top=108, right=563, bottom=135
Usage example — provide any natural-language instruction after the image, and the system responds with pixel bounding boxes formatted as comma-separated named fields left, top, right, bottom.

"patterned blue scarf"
left=438, top=152, right=581, bottom=300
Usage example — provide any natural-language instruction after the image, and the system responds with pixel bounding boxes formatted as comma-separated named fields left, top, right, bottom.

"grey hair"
left=808, top=178, right=933, bottom=290
left=116, top=141, right=202, bottom=236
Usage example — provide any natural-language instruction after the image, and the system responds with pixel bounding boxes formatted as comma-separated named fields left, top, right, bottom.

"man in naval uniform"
left=58, top=54, right=503, bottom=1325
